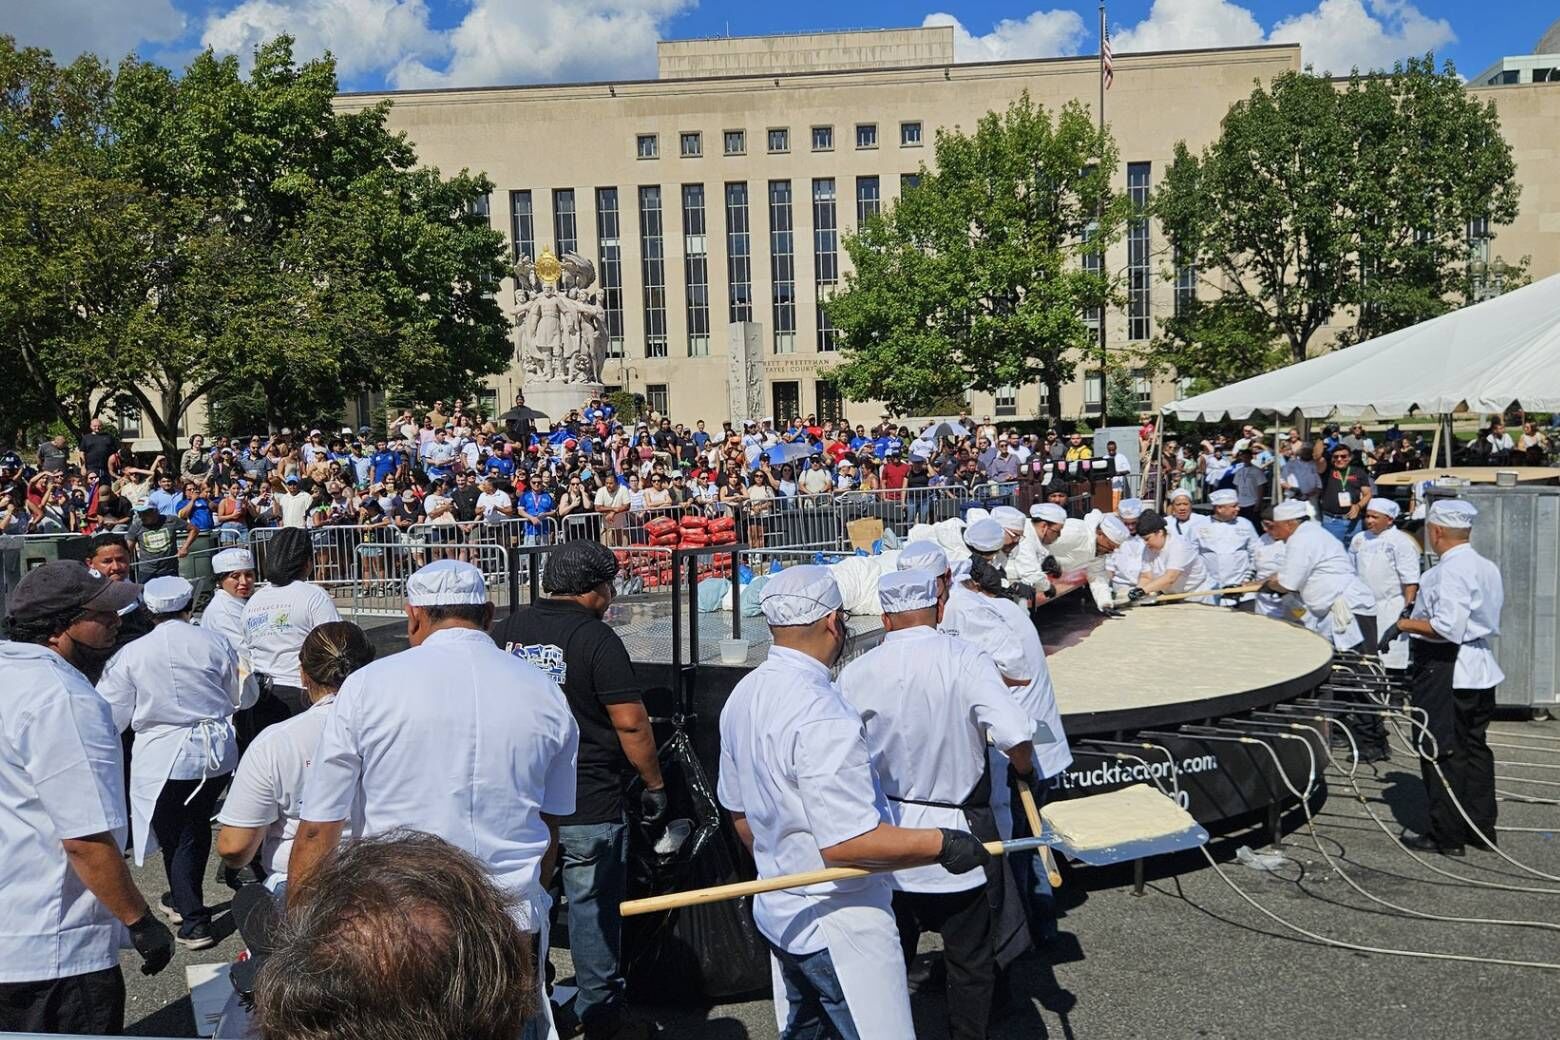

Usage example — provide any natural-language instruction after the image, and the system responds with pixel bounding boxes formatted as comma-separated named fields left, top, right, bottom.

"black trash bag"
left=623, top=722, right=770, bottom=1003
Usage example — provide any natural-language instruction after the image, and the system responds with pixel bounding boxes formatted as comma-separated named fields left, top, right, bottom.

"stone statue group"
left=513, top=251, right=609, bottom=385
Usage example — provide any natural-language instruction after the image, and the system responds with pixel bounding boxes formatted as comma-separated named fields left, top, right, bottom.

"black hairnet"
left=543, top=540, right=620, bottom=595
left=266, top=528, right=314, bottom=586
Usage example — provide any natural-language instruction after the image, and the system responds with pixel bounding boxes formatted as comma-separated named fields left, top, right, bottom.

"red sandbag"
left=680, top=516, right=709, bottom=530
left=653, top=532, right=679, bottom=546
left=708, top=530, right=737, bottom=545
left=707, top=516, right=736, bottom=533
left=679, top=533, right=709, bottom=546
left=645, top=517, right=678, bottom=537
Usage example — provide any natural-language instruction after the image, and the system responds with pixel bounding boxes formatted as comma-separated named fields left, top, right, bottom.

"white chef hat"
left=212, top=547, right=255, bottom=575
left=760, top=565, right=844, bottom=626
left=1208, top=489, right=1239, bottom=506
left=964, top=506, right=991, bottom=525
left=1428, top=500, right=1478, bottom=529
left=964, top=518, right=1006, bottom=553
left=897, top=541, right=949, bottom=575
left=878, top=569, right=940, bottom=614
left=1168, top=487, right=1193, bottom=502
left=991, top=505, right=1027, bottom=533
left=1097, top=514, right=1131, bottom=547
left=1117, top=498, right=1145, bottom=520
left=1273, top=500, right=1310, bottom=521
left=1365, top=498, right=1400, bottom=519
left=406, top=560, right=488, bottom=606
left=1030, top=503, right=1067, bottom=524
left=143, top=575, right=193, bottom=614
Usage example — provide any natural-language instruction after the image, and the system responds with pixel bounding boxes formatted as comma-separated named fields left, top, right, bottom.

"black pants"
left=893, top=886, right=995, bottom=1040
left=235, top=684, right=305, bottom=754
left=152, top=776, right=229, bottom=928
left=0, top=965, right=124, bottom=1034
left=1420, top=687, right=1499, bottom=848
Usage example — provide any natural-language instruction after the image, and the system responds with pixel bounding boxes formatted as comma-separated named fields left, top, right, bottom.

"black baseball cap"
left=7, top=562, right=141, bottom=620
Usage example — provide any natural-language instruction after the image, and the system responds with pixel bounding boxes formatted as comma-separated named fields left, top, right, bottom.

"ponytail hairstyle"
left=299, top=622, right=376, bottom=693
left=966, top=555, right=1008, bottom=597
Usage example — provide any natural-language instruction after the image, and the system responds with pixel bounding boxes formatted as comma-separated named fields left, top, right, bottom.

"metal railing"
left=731, top=483, right=1018, bottom=551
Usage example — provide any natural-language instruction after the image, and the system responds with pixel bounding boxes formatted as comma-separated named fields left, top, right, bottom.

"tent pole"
left=1428, top=416, right=1443, bottom=473
left=1443, top=413, right=1456, bottom=467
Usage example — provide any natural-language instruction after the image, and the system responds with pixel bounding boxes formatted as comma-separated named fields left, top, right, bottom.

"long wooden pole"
left=1017, top=785, right=1064, bottom=887
left=620, top=836, right=1051, bottom=917
left=1132, top=581, right=1264, bottom=606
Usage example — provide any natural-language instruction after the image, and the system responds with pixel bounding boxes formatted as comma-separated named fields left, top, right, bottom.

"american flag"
left=1102, top=26, right=1114, bottom=90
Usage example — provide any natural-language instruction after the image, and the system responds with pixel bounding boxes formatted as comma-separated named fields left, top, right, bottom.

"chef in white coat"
left=0, top=563, right=173, bottom=1034
left=840, top=570, right=1041, bottom=1039
left=1348, top=498, right=1420, bottom=670
left=1085, top=514, right=1133, bottom=613
left=1109, top=499, right=1148, bottom=596
left=243, top=527, right=340, bottom=722
left=1005, top=505, right=1067, bottom=597
left=97, top=575, right=238, bottom=950
left=1253, top=511, right=1305, bottom=623
left=217, top=621, right=375, bottom=896
left=1194, top=489, right=1259, bottom=606
left=1166, top=487, right=1209, bottom=539
left=289, top=560, right=576, bottom=1033
left=717, top=565, right=989, bottom=1040
left=1130, top=511, right=1215, bottom=602
left=1043, top=505, right=1104, bottom=576
left=200, top=547, right=261, bottom=747
left=1263, top=501, right=1377, bottom=651
left=1393, top=500, right=1504, bottom=855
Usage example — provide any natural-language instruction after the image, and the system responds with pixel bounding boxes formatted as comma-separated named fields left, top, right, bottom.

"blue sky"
left=4, top=1, right=1554, bottom=91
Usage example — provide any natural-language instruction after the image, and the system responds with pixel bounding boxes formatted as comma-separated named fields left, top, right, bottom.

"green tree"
left=0, top=35, right=511, bottom=458
left=1152, top=57, right=1522, bottom=383
left=826, top=94, right=1126, bottom=418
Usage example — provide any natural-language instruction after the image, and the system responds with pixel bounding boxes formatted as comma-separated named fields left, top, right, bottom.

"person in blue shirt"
left=349, top=444, right=374, bottom=488
left=179, top=480, right=215, bottom=532
left=872, top=434, right=892, bottom=460
left=517, top=480, right=555, bottom=544
left=691, top=419, right=710, bottom=449
left=146, top=474, right=180, bottom=517
left=370, top=440, right=401, bottom=486
left=485, top=451, right=516, bottom=480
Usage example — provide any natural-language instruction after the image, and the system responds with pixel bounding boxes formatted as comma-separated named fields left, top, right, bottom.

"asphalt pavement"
left=124, top=714, right=1560, bottom=1039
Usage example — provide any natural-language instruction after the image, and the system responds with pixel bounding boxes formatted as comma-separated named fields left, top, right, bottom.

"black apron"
left=889, top=758, right=1032, bottom=970
left=1409, top=638, right=1460, bottom=759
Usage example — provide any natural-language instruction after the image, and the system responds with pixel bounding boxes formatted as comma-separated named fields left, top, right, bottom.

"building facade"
left=336, top=28, right=1560, bottom=428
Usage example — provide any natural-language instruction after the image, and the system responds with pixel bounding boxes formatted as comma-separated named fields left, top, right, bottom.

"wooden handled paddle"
left=1134, top=582, right=1264, bottom=606
left=1017, top=785, right=1064, bottom=888
left=620, top=835, right=1053, bottom=917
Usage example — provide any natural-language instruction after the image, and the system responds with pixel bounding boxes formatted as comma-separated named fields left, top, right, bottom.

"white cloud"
left=922, top=11, right=1088, bottom=63
left=1270, top=0, right=1455, bottom=76
left=201, top=0, right=445, bottom=81
left=1110, top=0, right=1264, bottom=54
left=6, top=0, right=185, bottom=63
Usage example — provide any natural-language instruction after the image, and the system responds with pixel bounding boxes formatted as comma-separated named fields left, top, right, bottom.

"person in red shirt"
left=825, top=436, right=850, bottom=464
left=880, top=449, right=909, bottom=502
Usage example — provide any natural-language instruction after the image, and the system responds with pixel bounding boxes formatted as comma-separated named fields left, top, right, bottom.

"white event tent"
left=1163, top=273, right=1560, bottom=422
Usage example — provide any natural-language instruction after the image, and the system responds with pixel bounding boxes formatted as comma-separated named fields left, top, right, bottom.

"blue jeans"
left=770, top=943, right=862, bottom=1040
left=1320, top=514, right=1359, bottom=545
left=556, top=821, right=628, bottom=1030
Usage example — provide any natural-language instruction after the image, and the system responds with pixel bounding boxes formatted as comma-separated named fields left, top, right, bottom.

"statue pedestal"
left=522, top=381, right=602, bottom=427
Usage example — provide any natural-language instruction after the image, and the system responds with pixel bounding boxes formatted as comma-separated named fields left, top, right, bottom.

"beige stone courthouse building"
left=333, top=24, right=1560, bottom=428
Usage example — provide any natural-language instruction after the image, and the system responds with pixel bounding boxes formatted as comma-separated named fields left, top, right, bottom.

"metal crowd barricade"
left=739, top=483, right=1019, bottom=552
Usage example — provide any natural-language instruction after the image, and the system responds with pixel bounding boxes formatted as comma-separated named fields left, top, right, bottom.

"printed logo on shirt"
left=505, top=642, right=566, bottom=684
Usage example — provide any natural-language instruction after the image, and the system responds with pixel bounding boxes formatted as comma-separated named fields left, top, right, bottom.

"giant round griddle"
left=1041, top=604, right=1335, bottom=736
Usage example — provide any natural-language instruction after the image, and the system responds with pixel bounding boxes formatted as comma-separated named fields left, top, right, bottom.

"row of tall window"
left=638, top=122, right=923, bottom=160
left=501, top=162, right=1164, bottom=361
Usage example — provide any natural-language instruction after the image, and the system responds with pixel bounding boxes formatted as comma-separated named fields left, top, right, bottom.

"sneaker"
left=177, top=920, right=218, bottom=950
left=158, top=893, right=183, bottom=925
left=1401, top=828, right=1464, bottom=857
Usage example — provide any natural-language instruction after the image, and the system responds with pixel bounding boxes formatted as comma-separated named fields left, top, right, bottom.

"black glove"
left=936, top=828, right=992, bottom=875
left=1376, top=623, right=1401, bottom=655
left=128, top=911, right=174, bottom=976
left=640, top=785, right=669, bottom=826
left=218, top=863, right=246, bottom=891
left=1400, top=604, right=1416, bottom=620
left=1100, top=606, right=1126, bottom=619
left=1127, top=586, right=1147, bottom=601
left=1041, top=556, right=1062, bottom=579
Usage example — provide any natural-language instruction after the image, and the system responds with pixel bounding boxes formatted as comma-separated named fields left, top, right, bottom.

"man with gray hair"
left=289, top=559, right=578, bottom=1040
left=491, top=540, right=663, bottom=1040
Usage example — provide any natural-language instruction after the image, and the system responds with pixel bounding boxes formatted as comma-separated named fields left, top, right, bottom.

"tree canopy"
left=1151, top=57, right=1523, bottom=386
left=0, top=34, right=510, bottom=456
left=826, top=94, right=1126, bottom=418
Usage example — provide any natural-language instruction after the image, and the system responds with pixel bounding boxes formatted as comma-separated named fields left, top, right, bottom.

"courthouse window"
left=768, top=128, right=790, bottom=154
left=636, top=134, right=658, bottom=159
left=509, top=190, right=534, bottom=260
left=1127, top=161, right=1152, bottom=340
left=812, top=126, right=833, bottom=151
left=769, top=180, right=796, bottom=354
left=595, top=187, right=625, bottom=358
left=725, top=182, right=752, bottom=323
left=723, top=130, right=746, bottom=155
left=813, top=178, right=839, bottom=352
left=638, top=186, right=668, bottom=358
left=680, top=132, right=702, bottom=158
left=682, top=184, right=710, bottom=357
left=900, top=121, right=922, bottom=147
left=856, top=123, right=878, bottom=149
left=552, top=189, right=577, bottom=255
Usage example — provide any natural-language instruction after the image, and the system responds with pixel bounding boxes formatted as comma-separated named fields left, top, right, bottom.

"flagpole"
left=1098, top=1, right=1108, bottom=422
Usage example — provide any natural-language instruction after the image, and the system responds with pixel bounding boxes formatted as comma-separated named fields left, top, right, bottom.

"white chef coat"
left=1168, top=511, right=1210, bottom=539
left=716, top=645, right=914, bottom=1040
left=1045, top=516, right=1098, bottom=575
left=1196, top=517, right=1259, bottom=600
left=1350, top=526, right=1421, bottom=669
left=302, top=626, right=578, bottom=932
left=1107, top=536, right=1146, bottom=591
left=1253, top=535, right=1305, bottom=622
left=1275, top=521, right=1376, bottom=649
left=1005, top=521, right=1052, bottom=592
left=201, top=588, right=258, bottom=709
left=1410, top=543, right=1505, bottom=689
left=0, top=641, right=128, bottom=982
left=941, top=584, right=1072, bottom=780
left=1141, top=532, right=1215, bottom=598
left=97, top=619, right=239, bottom=864
left=242, top=580, right=341, bottom=688
left=216, top=693, right=356, bottom=892
left=838, top=626, right=1034, bottom=893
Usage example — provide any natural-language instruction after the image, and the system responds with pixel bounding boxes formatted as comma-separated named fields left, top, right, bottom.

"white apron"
left=767, top=900, right=914, bottom=1039
left=1356, top=543, right=1409, bottom=668
left=129, top=718, right=234, bottom=866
